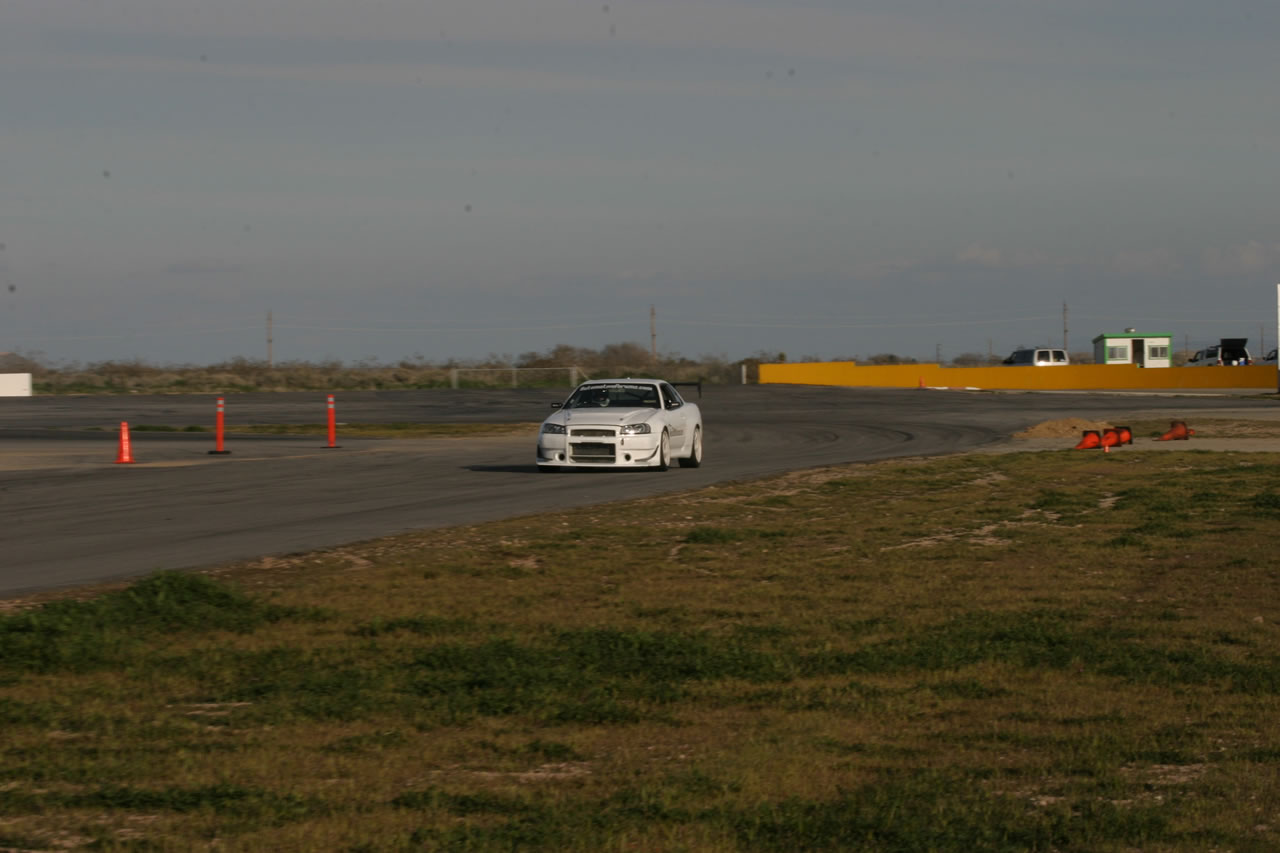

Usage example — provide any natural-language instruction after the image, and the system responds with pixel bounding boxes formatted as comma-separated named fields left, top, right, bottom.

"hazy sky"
left=3, top=0, right=1279, bottom=365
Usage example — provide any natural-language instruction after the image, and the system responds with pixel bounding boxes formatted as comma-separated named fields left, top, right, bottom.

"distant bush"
left=949, top=352, right=1004, bottom=367
left=24, top=343, right=752, bottom=394
left=0, top=351, right=46, bottom=374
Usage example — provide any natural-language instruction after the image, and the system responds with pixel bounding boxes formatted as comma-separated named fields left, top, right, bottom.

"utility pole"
left=935, top=343, right=942, bottom=364
left=1062, top=301, right=1068, bottom=351
left=650, top=305, right=657, bottom=363
left=267, top=310, right=273, bottom=367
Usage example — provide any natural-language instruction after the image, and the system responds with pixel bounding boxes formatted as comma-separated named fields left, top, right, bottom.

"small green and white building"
left=1092, top=329, right=1173, bottom=368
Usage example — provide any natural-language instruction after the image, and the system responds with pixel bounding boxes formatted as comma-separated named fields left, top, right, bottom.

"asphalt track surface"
left=2, top=386, right=1275, bottom=598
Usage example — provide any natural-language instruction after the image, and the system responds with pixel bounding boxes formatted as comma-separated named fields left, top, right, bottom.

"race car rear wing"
left=671, top=381, right=702, bottom=398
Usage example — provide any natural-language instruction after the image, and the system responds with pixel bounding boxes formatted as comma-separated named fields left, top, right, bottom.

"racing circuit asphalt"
left=2, top=385, right=1276, bottom=597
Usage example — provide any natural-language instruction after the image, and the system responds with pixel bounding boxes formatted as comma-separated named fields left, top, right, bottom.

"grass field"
left=3, top=449, right=1279, bottom=851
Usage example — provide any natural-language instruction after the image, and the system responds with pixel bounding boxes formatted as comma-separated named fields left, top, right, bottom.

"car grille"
left=570, top=428, right=615, bottom=437
left=569, top=442, right=616, bottom=462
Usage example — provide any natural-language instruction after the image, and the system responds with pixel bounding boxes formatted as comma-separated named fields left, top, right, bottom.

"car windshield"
left=565, top=383, right=660, bottom=409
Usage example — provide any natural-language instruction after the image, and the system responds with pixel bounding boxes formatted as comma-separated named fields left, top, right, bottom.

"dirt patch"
left=1014, top=418, right=1111, bottom=439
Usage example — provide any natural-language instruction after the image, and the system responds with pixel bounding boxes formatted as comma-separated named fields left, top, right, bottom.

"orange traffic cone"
left=918, top=376, right=925, bottom=389
left=115, top=421, right=135, bottom=464
left=1114, top=425, right=1133, bottom=445
left=1074, top=430, right=1101, bottom=449
left=1156, top=420, right=1193, bottom=441
left=1100, top=428, right=1121, bottom=453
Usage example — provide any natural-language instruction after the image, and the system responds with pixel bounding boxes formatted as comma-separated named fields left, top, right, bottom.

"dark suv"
left=1187, top=339, right=1251, bottom=366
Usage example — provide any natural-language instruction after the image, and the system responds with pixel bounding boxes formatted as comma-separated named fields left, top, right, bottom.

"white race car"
left=536, top=378, right=703, bottom=472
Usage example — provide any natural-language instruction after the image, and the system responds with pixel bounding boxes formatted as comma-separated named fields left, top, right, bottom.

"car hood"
left=545, top=407, right=658, bottom=428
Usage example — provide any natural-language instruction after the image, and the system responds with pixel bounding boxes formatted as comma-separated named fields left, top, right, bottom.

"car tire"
left=654, top=430, right=670, bottom=471
left=678, top=426, right=702, bottom=468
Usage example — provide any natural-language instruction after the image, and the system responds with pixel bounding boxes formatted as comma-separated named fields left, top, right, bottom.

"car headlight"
left=619, top=423, right=651, bottom=435
left=541, top=423, right=566, bottom=435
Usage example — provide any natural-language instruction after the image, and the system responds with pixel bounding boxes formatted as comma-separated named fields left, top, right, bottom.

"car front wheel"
left=653, top=430, right=670, bottom=471
left=678, top=426, right=702, bottom=468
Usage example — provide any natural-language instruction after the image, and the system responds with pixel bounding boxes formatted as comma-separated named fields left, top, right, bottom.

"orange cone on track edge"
left=1074, top=430, right=1101, bottom=450
left=1157, top=420, right=1193, bottom=441
left=115, top=421, right=135, bottom=464
left=1100, top=428, right=1121, bottom=453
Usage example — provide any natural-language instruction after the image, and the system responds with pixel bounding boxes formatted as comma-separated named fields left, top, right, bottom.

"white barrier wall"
left=0, top=373, right=33, bottom=397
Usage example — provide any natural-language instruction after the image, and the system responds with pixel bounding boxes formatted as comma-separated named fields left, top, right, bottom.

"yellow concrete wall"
left=759, top=361, right=1278, bottom=391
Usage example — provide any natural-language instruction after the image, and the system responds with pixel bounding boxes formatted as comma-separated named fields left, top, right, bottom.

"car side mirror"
left=550, top=402, right=562, bottom=409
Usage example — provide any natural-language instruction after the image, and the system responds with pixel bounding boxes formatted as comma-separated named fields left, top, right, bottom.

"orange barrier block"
left=1074, top=430, right=1101, bottom=450
left=1100, top=428, right=1121, bottom=452
left=758, top=361, right=1277, bottom=391
left=1114, top=425, right=1133, bottom=445
left=1157, top=420, right=1193, bottom=441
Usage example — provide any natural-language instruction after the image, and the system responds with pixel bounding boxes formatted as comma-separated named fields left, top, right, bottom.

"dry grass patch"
left=1018, top=416, right=1280, bottom=442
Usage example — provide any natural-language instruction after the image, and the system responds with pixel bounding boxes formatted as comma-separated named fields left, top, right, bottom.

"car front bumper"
left=536, top=431, right=662, bottom=468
